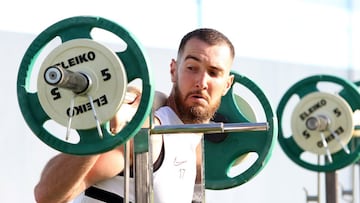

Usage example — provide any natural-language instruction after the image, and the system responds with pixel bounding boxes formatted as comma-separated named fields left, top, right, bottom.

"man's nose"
left=195, top=72, right=209, bottom=90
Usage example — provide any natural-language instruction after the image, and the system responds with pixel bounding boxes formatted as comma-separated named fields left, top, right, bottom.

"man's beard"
left=174, top=84, right=220, bottom=124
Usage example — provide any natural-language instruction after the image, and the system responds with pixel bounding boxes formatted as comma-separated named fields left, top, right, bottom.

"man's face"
left=171, top=38, right=234, bottom=124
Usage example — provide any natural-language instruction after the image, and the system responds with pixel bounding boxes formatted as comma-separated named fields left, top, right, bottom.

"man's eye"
left=187, top=66, right=196, bottom=71
left=209, top=71, right=219, bottom=77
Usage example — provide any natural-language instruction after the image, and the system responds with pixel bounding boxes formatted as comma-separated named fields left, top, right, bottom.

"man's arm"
left=34, top=88, right=168, bottom=203
left=195, top=142, right=203, bottom=184
left=34, top=87, right=142, bottom=203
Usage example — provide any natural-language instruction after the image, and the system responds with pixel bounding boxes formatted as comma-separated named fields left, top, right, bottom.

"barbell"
left=17, top=16, right=154, bottom=155
left=17, top=16, right=277, bottom=189
left=277, top=75, right=360, bottom=172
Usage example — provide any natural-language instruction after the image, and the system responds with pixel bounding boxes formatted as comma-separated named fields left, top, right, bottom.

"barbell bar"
left=151, top=122, right=268, bottom=134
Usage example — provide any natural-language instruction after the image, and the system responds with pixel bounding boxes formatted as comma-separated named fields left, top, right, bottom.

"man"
left=34, top=28, right=235, bottom=203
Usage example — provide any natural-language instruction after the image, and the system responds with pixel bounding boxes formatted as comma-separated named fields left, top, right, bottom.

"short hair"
left=177, top=28, right=235, bottom=59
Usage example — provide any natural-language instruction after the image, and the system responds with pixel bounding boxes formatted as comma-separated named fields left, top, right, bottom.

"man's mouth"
left=188, top=93, right=208, bottom=103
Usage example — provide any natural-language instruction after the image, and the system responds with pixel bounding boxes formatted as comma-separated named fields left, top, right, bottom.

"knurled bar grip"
left=151, top=122, right=269, bottom=134
left=44, top=66, right=90, bottom=94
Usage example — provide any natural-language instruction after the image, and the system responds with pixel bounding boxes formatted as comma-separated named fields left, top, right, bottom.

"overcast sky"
left=1, top=0, right=359, bottom=68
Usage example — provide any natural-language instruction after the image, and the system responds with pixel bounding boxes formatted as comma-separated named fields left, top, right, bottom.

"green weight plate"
left=17, top=16, right=154, bottom=155
left=351, top=81, right=360, bottom=163
left=205, top=71, right=278, bottom=189
left=277, top=75, right=360, bottom=171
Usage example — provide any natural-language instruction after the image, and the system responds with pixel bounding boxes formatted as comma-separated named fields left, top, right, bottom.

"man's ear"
left=222, top=74, right=234, bottom=96
left=170, top=59, right=177, bottom=83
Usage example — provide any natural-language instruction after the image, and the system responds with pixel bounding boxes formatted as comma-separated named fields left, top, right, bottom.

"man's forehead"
left=183, top=38, right=230, bottom=55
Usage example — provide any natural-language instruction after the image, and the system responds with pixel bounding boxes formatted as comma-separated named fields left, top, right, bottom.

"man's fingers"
left=110, top=88, right=167, bottom=134
left=110, top=102, right=139, bottom=134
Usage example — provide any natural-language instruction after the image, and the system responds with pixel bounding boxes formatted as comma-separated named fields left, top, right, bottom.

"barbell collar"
left=150, top=122, right=268, bottom=134
left=44, top=65, right=91, bottom=94
left=305, top=115, right=330, bottom=131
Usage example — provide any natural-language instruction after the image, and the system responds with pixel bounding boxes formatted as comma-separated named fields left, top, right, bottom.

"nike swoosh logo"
left=173, top=157, right=187, bottom=166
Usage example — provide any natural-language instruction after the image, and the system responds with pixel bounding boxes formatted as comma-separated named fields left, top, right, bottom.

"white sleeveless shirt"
left=73, top=106, right=202, bottom=203
left=153, top=106, right=202, bottom=203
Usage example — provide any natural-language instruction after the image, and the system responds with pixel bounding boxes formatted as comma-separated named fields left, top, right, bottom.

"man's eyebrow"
left=184, top=54, right=200, bottom=62
left=208, top=66, right=225, bottom=75
left=184, top=54, right=224, bottom=72
left=209, top=65, right=223, bottom=71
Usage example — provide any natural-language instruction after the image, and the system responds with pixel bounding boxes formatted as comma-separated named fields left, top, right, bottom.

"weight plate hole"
left=300, top=151, right=333, bottom=166
left=227, top=152, right=258, bottom=178
left=353, top=110, right=360, bottom=137
left=232, top=83, right=260, bottom=122
left=91, top=28, right=127, bottom=52
left=43, top=120, right=80, bottom=144
left=282, top=94, right=300, bottom=138
left=316, top=81, right=343, bottom=94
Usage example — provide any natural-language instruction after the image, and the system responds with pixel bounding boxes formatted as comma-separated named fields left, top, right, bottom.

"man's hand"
left=110, top=86, right=141, bottom=134
left=110, top=87, right=168, bottom=134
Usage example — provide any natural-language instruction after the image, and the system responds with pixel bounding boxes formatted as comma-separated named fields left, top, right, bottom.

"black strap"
left=118, top=137, right=165, bottom=177
left=85, top=138, right=165, bottom=202
left=85, top=186, right=128, bottom=203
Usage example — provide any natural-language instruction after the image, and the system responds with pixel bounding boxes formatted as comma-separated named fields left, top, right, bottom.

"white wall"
left=1, top=30, right=359, bottom=203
